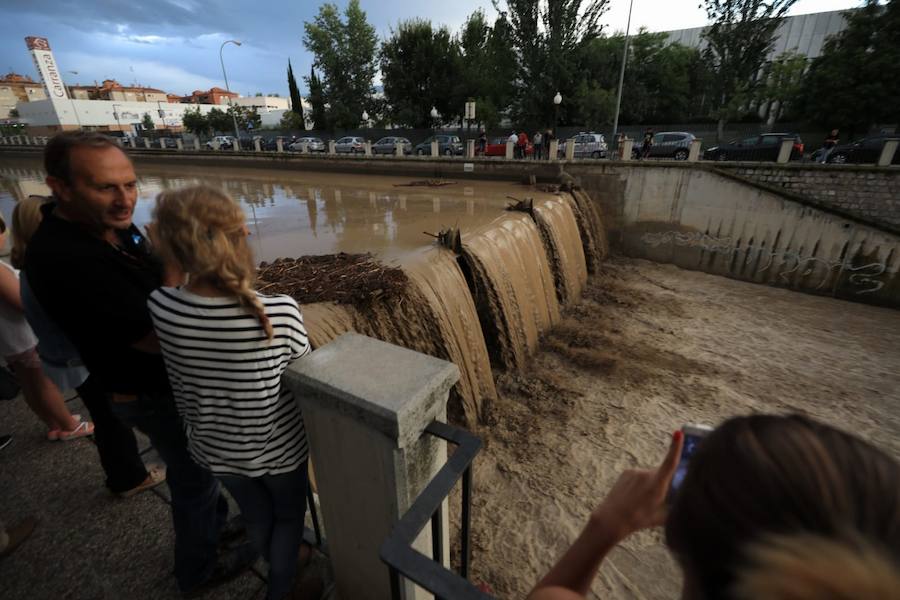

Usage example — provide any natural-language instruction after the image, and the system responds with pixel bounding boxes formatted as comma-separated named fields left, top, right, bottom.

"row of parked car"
left=198, top=131, right=897, bottom=165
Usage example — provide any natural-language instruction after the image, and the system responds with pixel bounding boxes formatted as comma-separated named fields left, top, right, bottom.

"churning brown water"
left=0, top=156, right=606, bottom=423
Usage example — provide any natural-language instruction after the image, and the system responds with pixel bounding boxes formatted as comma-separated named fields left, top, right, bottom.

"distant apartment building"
left=233, top=95, right=290, bottom=113
left=179, top=87, right=238, bottom=105
left=68, top=79, right=168, bottom=103
left=0, top=73, right=47, bottom=119
left=664, top=9, right=854, bottom=62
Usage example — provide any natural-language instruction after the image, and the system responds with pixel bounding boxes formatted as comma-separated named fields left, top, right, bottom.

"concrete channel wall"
left=2, top=147, right=897, bottom=306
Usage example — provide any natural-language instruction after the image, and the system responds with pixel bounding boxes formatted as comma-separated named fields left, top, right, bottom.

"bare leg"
left=14, top=364, right=79, bottom=432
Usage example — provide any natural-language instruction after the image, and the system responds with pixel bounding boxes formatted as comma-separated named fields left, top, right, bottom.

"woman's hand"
left=590, top=430, right=684, bottom=542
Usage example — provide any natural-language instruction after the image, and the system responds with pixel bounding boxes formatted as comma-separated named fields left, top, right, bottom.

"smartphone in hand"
left=669, top=424, right=713, bottom=502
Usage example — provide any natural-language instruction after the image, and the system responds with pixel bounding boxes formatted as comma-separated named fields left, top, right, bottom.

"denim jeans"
left=219, top=463, right=309, bottom=600
left=110, top=390, right=228, bottom=592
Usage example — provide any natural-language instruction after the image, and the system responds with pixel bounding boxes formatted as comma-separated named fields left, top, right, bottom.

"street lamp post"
left=66, top=70, right=83, bottom=130
left=361, top=110, right=369, bottom=128
left=430, top=106, right=439, bottom=132
left=219, top=39, right=242, bottom=142
left=612, top=0, right=635, bottom=140
left=553, top=92, right=562, bottom=137
left=112, top=103, right=123, bottom=132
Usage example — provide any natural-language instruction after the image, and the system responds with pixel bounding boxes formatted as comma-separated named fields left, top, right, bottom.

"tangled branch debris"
left=257, top=253, right=408, bottom=305
left=393, top=179, right=457, bottom=187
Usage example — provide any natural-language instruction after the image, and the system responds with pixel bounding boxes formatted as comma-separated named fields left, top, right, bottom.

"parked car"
left=483, top=137, right=534, bottom=157
left=632, top=131, right=695, bottom=160
left=703, top=133, right=803, bottom=162
left=158, top=137, right=179, bottom=149
left=823, top=135, right=900, bottom=165
left=558, top=132, right=608, bottom=159
left=372, top=136, right=412, bottom=155
left=331, top=136, right=366, bottom=154
left=205, top=135, right=235, bottom=150
left=288, top=137, right=326, bottom=152
left=261, top=136, right=289, bottom=151
left=413, top=135, right=464, bottom=156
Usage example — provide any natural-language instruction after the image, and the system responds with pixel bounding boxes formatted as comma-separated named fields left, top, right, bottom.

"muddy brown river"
left=0, top=156, right=548, bottom=262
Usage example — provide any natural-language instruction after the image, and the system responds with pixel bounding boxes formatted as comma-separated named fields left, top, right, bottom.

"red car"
left=482, top=137, right=534, bottom=157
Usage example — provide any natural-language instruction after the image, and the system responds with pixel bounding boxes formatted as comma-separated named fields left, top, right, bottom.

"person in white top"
left=0, top=212, right=92, bottom=441
left=147, top=185, right=311, bottom=600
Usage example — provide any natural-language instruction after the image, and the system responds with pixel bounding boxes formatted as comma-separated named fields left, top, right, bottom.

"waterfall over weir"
left=301, top=191, right=603, bottom=425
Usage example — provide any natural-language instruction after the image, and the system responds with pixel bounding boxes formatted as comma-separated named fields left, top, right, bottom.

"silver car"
left=373, top=136, right=412, bottom=155
left=334, top=136, right=366, bottom=154
left=559, top=132, right=608, bottom=159
left=288, top=137, right=325, bottom=152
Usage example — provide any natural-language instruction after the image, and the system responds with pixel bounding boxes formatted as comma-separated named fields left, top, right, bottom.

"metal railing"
left=380, top=421, right=492, bottom=600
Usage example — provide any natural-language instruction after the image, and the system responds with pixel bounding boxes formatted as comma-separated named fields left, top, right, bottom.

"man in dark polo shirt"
left=25, top=132, right=252, bottom=595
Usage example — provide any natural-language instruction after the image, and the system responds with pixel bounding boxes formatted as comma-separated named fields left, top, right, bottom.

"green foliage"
left=307, top=66, right=328, bottom=130
left=494, top=0, right=610, bottom=126
left=456, top=11, right=518, bottom=127
left=279, top=110, right=305, bottom=130
left=141, top=112, right=155, bottom=131
left=572, top=81, right=615, bottom=129
left=206, top=107, right=231, bottom=133
left=757, top=50, right=807, bottom=123
left=287, top=59, right=305, bottom=129
left=701, top=0, right=798, bottom=136
left=796, top=0, right=900, bottom=136
left=379, top=19, right=461, bottom=127
left=182, top=107, right=208, bottom=135
left=229, top=105, right=261, bottom=130
left=303, top=0, right=378, bottom=129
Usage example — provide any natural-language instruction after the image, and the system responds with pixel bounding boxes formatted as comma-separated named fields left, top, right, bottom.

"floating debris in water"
left=506, top=197, right=534, bottom=216
left=393, top=179, right=457, bottom=187
left=257, top=254, right=408, bottom=305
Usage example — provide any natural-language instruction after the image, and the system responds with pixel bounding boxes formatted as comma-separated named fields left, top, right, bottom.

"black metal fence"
left=380, top=421, right=492, bottom=600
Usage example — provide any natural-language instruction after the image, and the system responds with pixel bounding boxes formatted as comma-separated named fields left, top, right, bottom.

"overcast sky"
left=1, top=0, right=864, bottom=98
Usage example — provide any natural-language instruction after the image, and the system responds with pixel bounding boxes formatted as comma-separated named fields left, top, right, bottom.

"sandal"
left=56, top=420, right=94, bottom=441
left=47, top=414, right=82, bottom=441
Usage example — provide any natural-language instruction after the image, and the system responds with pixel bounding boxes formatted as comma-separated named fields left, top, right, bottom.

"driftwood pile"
left=257, top=253, right=408, bottom=305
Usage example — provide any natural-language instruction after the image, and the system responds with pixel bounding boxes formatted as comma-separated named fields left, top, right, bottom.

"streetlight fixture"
left=612, top=0, right=635, bottom=140
left=361, top=110, right=369, bottom=128
left=219, top=39, right=242, bottom=142
left=66, top=70, right=83, bottom=129
left=553, top=92, right=562, bottom=137
left=430, top=106, right=439, bottom=133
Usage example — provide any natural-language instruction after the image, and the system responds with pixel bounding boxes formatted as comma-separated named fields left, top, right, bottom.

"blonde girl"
left=2, top=202, right=92, bottom=441
left=147, top=185, right=311, bottom=600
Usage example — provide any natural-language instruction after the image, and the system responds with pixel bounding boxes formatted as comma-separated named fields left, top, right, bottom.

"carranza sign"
left=25, top=36, right=69, bottom=100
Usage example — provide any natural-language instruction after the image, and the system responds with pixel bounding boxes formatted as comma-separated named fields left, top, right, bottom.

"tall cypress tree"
left=307, top=66, right=328, bottom=130
left=287, top=59, right=305, bottom=130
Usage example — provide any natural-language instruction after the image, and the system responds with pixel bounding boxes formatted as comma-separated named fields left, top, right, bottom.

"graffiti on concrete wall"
left=640, top=231, right=889, bottom=295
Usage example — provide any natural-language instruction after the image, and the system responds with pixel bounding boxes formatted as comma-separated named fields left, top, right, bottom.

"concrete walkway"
left=0, top=389, right=332, bottom=599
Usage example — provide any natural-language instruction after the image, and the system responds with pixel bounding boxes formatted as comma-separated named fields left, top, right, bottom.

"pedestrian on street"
left=533, top=131, right=544, bottom=160
left=641, top=128, right=654, bottom=159
left=819, top=129, right=840, bottom=163
left=545, top=129, right=555, bottom=160
left=517, top=131, right=529, bottom=159
left=508, top=131, right=518, bottom=158
left=25, top=132, right=253, bottom=596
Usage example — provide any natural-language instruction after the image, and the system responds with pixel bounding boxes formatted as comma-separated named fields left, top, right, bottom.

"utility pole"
left=612, top=0, right=635, bottom=141
left=220, top=40, right=242, bottom=142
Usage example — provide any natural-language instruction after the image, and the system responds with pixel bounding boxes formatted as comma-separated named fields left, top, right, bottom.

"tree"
left=206, top=107, right=232, bottom=133
left=307, top=66, right=328, bottom=130
left=380, top=20, right=461, bottom=127
left=757, top=50, right=807, bottom=125
left=279, top=110, right=305, bottom=130
left=456, top=10, right=518, bottom=128
left=494, top=0, right=610, bottom=126
left=287, top=59, right=305, bottom=129
left=303, top=0, right=378, bottom=129
left=796, top=0, right=900, bottom=137
left=141, top=112, right=155, bottom=132
left=182, top=106, right=209, bottom=135
left=701, top=0, right=798, bottom=140
left=229, top=105, right=261, bottom=131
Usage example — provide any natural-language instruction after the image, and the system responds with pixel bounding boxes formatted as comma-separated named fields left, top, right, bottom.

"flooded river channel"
left=0, top=156, right=546, bottom=262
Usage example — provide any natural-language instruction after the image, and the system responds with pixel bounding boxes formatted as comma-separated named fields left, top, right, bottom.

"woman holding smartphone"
left=529, top=415, right=900, bottom=600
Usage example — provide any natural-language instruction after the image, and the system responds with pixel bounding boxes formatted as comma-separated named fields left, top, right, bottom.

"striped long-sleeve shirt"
left=147, top=287, right=310, bottom=477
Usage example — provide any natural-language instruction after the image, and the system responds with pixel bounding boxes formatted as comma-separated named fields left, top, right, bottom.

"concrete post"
left=143, top=138, right=151, bottom=149
left=688, top=139, right=701, bottom=162
left=776, top=137, right=794, bottom=163
left=300, top=142, right=308, bottom=154
left=466, top=139, right=475, bottom=159
left=620, top=138, right=634, bottom=162
left=364, top=140, right=372, bottom=156
left=877, top=138, right=899, bottom=167
left=548, top=139, right=559, bottom=161
left=430, top=140, right=439, bottom=157
left=193, top=138, right=200, bottom=151
left=254, top=138, right=261, bottom=152
left=328, top=140, right=336, bottom=155
left=395, top=141, right=404, bottom=157
left=283, top=333, right=458, bottom=600
left=505, top=140, right=514, bottom=160
left=176, top=139, right=184, bottom=151
left=232, top=139, right=240, bottom=152
left=276, top=138, right=284, bottom=153
left=565, top=138, right=576, bottom=160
